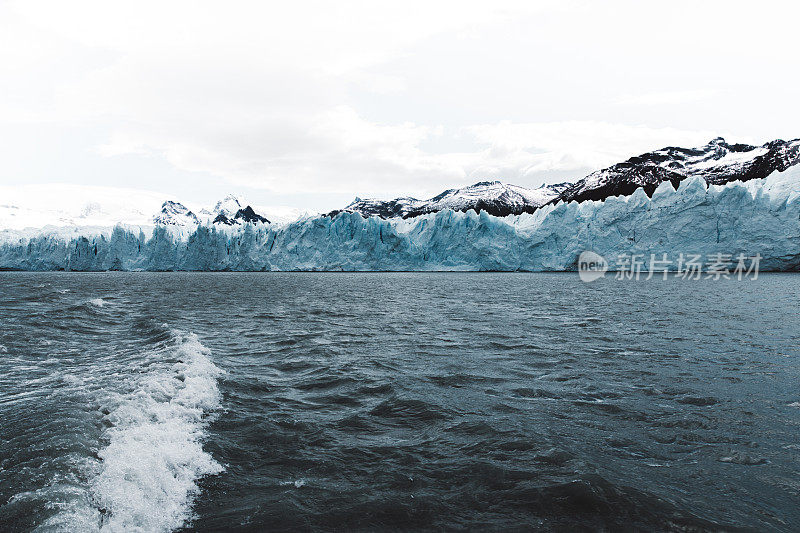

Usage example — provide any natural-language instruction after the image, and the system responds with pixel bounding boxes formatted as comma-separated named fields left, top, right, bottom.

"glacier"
left=2, top=167, right=800, bottom=272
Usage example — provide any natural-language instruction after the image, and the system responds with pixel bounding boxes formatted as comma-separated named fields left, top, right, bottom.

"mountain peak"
left=213, top=195, right=244, bottom=217
left=151, top=195, right=271, bottom=227
left=213, top=205, right=270, bottom=225
left=332, top=180, right=566, bottom=219
left=153, top=201, right=199, bottom=226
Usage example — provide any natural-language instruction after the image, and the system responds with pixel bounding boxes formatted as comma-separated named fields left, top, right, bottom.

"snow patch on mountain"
left=410, top=180, right=571, bottom=216
left=339, top=196, right=421, bottom=218
left=198, top=195, right=268, bottom=225
left=152, top=201, right=200, bottom=226
left=692, top=145, right=769, bottom=170
left=211, top=195, right=244, bottom=219
left=336, top=181, right=571, bottom=219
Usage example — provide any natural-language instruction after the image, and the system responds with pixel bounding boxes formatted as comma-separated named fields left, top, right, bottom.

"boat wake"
left=38, top=330, right=224, bottom=532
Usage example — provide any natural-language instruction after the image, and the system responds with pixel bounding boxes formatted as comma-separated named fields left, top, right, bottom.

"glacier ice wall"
left=2, top=169, right=800, bottom=272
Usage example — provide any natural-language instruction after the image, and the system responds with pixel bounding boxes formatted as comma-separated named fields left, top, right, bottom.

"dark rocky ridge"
left=553, top=137, right=800, bottom=204
left=213, top=206, right=270, bottom=225
left=332, top=197, right=420, bottom=219
left=329, top=181, right=570, bottom=220
left=331, top=137, right=800, bottom=219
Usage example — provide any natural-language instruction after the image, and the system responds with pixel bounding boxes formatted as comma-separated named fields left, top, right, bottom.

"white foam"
left=13, top=476, right=101, bottom=532
left=88, top=298, right=106, bottom=308
left=61, top=374, right=84, bottom=386
left=37, top=331, right=224, bottom=532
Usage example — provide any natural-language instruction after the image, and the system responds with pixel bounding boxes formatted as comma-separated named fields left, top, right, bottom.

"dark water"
left=1, top=272, right=799, bottom=532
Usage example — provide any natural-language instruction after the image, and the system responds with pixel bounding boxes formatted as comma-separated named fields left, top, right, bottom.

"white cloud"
left=96, top=103, right=719, bottom=200
left=1, top=0, right=798, bottom=211
left=464, top=121, right=718, bottom=177
left=615, top=90, right=718, bottom=106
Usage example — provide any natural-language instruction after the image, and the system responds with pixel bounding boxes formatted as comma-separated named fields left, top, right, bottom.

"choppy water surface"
left=1, top=272, right=799, bottom=532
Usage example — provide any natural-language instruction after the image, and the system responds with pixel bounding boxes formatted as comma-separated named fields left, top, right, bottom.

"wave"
left=38, top=330, right=224, bottom=532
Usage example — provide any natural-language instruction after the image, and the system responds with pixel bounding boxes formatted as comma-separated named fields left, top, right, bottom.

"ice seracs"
left=4, top=164, right=800, bottom=271
left=3, top=136, right=800, bottom=271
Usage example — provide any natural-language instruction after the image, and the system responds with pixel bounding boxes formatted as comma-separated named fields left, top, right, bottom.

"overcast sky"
left=2, top=0, right=799, bottom=212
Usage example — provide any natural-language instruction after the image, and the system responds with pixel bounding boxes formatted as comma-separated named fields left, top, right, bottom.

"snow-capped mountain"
left=337, top=197, right=421, bottom=219
left=152, top=201, right=200, bottom=226
left=0, top=186, right=301, bottom=233
left=213, top=205, right=270, bottom=225
left=406, top=181, right=572, bottom=218
left=333, top=181, right=571, bottom=219
left=198, top=194, right=271, bottom=225
left=556, top=137, right=800, bottom=204
left=209, top=195, right=244, bottom=219
left=153, top=194, right=268, bottom=226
